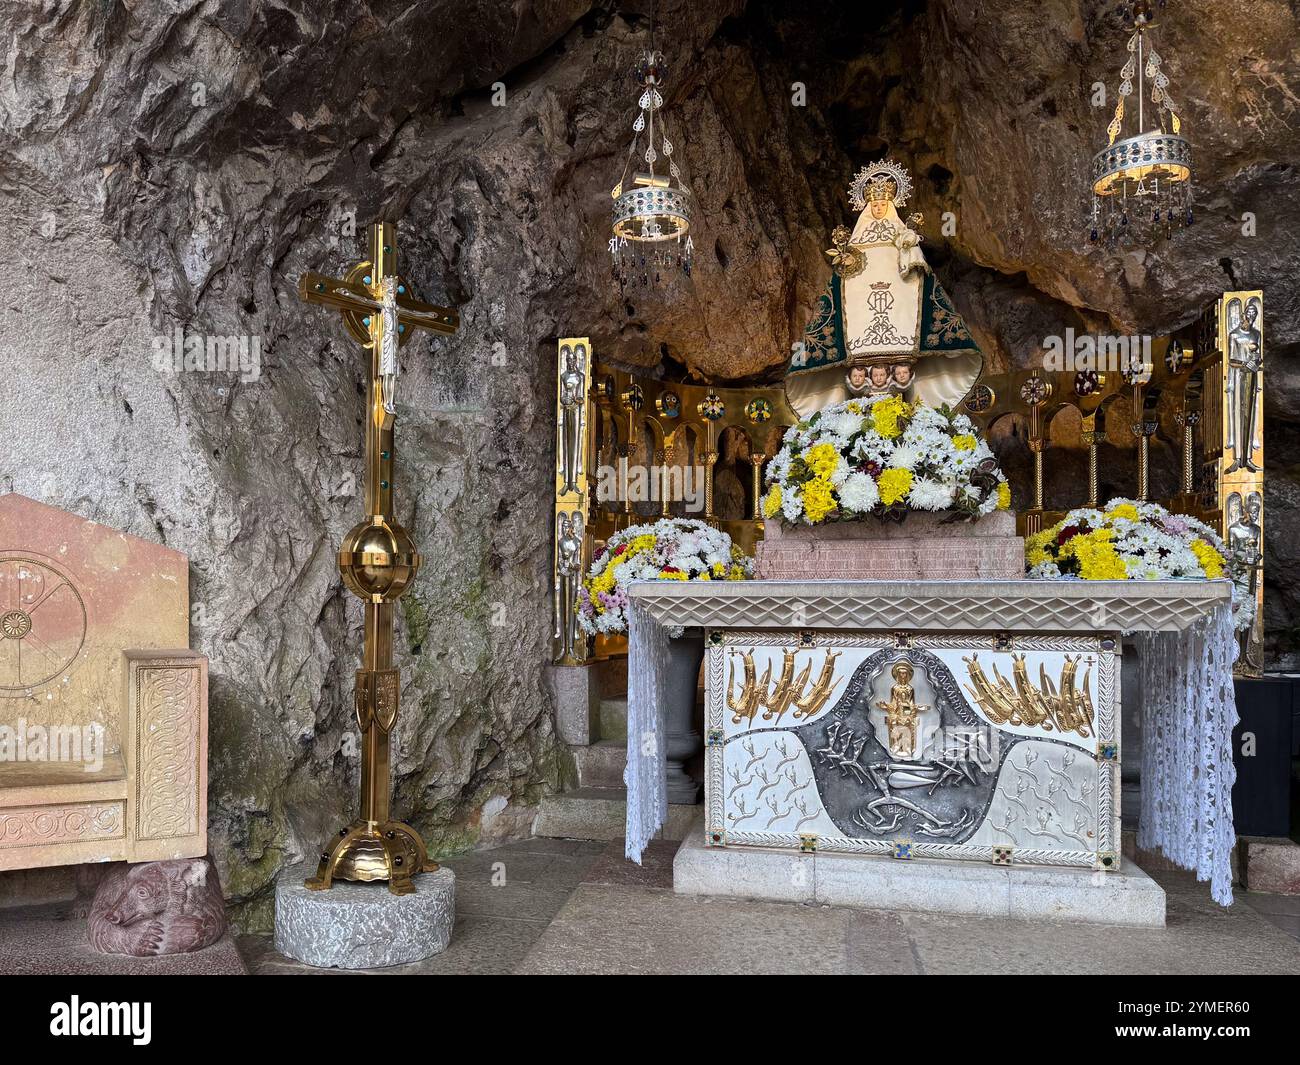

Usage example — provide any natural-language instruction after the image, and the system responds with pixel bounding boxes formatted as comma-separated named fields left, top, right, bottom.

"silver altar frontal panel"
left=704, top=630, right=1118, bottom=870
left=630, top=578, right=1232, bottom=875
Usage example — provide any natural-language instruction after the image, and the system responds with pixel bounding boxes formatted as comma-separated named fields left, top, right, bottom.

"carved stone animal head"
left=89, top=858, right=226, bottom=957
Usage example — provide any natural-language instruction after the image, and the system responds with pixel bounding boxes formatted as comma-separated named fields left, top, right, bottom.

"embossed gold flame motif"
left=875, top=661, right=927, bottom=759
left=728, top=648, right=841, bottom=727
left=298, top=222, right=460, bottom=896
left=962, top=653, right=1094, bottom=738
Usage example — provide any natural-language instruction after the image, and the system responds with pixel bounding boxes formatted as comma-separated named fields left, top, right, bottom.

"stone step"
left=534, top=787, right=699, bottom=842
left=572, top=740, right=627, bottom=789
left=1237, top=836, right=1300, bottom=894
left=599, top=696, right=628, bottom=741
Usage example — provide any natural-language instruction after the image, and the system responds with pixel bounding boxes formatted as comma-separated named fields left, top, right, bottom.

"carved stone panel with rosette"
left=124, top=649, right=208, bottom=863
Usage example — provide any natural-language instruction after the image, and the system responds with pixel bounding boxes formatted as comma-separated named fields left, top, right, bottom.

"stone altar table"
left=627, top=578, right=1235, bottom=926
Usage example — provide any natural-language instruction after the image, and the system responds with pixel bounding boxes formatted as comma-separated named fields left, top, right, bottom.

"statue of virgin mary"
left=784, top=160, right=984, bottom=418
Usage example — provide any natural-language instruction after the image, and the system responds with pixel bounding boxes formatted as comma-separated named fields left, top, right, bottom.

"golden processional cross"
left=298, top=221, right=459, bottom=895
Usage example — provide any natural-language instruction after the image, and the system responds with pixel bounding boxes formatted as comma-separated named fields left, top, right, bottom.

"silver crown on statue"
left=848, top=158, right=913, bottom=212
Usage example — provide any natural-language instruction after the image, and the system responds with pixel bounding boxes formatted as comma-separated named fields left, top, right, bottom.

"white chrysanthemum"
left=910, top=405, right=947, bottom=430
left=829, top=455, right=851, bottom=487
left=909, top=477, right=955, bottom=511
left=838, top=471, right=880, bottom=513
left=889, top=444, right=922, bottom=471
left=822, top=410, right=862, bottom=439
left=765, top=452, right=789, bottom=485
left=948, top=449, right=978, bottom=475
left=854, top=430, right=893, bottom=464
left=781, top=490, right=805, bottom=523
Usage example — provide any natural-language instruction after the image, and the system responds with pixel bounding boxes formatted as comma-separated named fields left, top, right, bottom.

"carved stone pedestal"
left=274, top=866, right=455, bottom=969
left=756, top=510, right=1023, bottom=580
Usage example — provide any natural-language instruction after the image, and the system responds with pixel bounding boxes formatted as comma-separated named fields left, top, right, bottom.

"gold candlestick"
left=298, top=222, right=460, bottom=895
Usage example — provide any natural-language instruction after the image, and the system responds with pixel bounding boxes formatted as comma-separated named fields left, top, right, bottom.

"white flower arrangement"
left=576, top=518, right=754, bottom=636
left=1025, top=498, right=1255, bottom=631
left=763, top=395, right=1011, bottom=525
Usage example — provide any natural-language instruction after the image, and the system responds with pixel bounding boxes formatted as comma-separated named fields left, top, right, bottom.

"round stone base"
left=274, top=867, right=455, bottom=969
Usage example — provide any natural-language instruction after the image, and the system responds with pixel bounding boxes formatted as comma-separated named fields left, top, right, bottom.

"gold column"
left=1024, top=395, right=1045, bottom=535
left=1130, top=383, right=1154, bottom=502
left=1216, top=290, right=1265, bottom=675
left=618, top=444, right=632, bottom=519
left=1135, top=430, right=1149, bottom=500
left=1031, top=439, right=1045, bottom=511
left=1082, top=427, right=1105, bottom=508
left=657, top=447, right=671, bottom=516
left=1175, top=409, right=1199, bottom=496
left=703, top=449, right=718, bottom=520
left=552, top=337, right=593, bottom=665
left=749, top=452, right=765, bottom=521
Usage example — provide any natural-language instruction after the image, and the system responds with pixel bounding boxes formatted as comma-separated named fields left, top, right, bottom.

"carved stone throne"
left=0, top=495, right=208, bottom=872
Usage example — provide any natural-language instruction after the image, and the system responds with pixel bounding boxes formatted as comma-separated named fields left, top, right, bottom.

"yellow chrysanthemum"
left=711, top=562, right=726, bottom=578
left=1107, top=503, right=1140, bottom=522
left=658, top=569, right=688, bottom=581
left=1025, top=530, right=1055, bottom=567
left=726, top=564, right=747, bottom=581
left=763, top=483, right=782, bottom=519
left=997, top=482, right=1011, bottom=510
left=804, top=442, right=840, bottom=479
left=846, top=401, right=863, bottom=415
left=877, top=467, right=913, bottom=505
left=588, top=567, right=617, bottom=596
left=801, top=477, right=837, bottom=523
left=1074, top=539, right=1127, bottom=580
left=1027, top=526, right=1062, bottom=567
left=1058, top=527, right=1113, bottom=561
left=1190, top=538, right=1225, bottom=578
left=953, top=434, right=977, bottom=452
left=625, top=533, right=657, bottom=556
left=871, top=396, right=911, bottom=439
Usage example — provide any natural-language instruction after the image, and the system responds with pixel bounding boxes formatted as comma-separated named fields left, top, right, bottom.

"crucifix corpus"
left=298, top=221, right=459, bottom=895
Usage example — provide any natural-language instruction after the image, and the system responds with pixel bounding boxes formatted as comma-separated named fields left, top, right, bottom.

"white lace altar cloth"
left=624, top=599, right=670, bottom=864
left=1136, top=602, right=1239, bottom=905
left=625, top=587, right=1239, bottom=904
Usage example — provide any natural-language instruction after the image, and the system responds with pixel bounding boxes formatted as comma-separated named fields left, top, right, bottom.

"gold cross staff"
left=297, top=221, right=460, bottom=895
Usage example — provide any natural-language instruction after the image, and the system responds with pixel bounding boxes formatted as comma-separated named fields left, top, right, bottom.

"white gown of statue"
left=785, top=200, right=983, bottom=419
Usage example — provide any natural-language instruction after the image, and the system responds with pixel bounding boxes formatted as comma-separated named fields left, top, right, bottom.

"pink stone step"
left=756, top=512, right=1024, bottom=581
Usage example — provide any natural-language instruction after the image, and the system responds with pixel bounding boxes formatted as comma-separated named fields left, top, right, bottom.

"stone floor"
left=237, top=837, right=1300, bottom=975
left=0, top=900, right=247, bottom=975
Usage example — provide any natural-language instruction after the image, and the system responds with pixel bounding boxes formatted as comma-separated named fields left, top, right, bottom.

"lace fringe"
left=1136, top=603, right=1239, bottom=905
left=625, top=598, right=670, bottom=864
